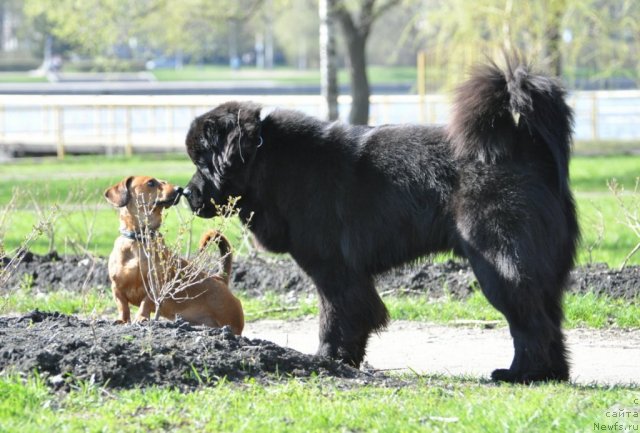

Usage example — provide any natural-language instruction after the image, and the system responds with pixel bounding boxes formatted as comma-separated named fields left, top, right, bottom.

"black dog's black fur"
left=183, top=59, right=579, bottom=383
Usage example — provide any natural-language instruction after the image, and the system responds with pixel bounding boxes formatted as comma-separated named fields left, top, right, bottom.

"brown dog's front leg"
left=134, top=296, right=155, bottom=322
left=113, top=289, right=131, bottom=324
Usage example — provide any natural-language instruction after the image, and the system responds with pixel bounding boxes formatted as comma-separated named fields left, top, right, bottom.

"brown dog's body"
left=105, top=176, right=244, bottom=335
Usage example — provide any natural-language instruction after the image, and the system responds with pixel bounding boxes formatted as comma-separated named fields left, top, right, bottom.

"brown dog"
left=104, top=175, right=244, bottom=335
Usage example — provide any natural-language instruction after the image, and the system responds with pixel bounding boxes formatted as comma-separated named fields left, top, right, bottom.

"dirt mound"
left=0, top=311, right=368, bottom=390
left=3, top=252, right=639, bottom=300
left=2, top=255, right=638, bottom=390
left=570, top=263, right=640, bottom=299
left=2, top=251, right=108, bottom=293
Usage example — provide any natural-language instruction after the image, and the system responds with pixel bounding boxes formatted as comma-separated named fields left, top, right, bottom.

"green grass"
left=576, top=194, right=640, bottom=266
left=1, top=287, right=113, bottom=317
left=0, top=153, right=249, bottom=257
left=570, top=155, right=639, bottom=192
left=0, top=153, right=193, bottom=205
left=0, top=65, right=416, bottom=86
left=1, top=153, right=639, bottom=433
left=574, top=140, right=640, bottom=156
left=4, top=207, right=246, bottom=260
left=0, top=373, right=638, bottom=433
left=3, top=153, right=639, bottom=265
left=152, top=65, right=319, bottom=83
left=564, top=292, right=640, bottom=328
left=4, top=286, right=638, bottom=329
left=0, top=73, right=47, bottom=83
left=152, top=65, right=417, bottom=85
left=0, top=152, right=639, bottom=327
left=247, top=290, right=640, bottom=329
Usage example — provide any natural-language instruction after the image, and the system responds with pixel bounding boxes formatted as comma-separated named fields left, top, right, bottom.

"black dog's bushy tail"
left=199, top=230, right=233, bottom=285
left=448, top=57, right=574, bottom=190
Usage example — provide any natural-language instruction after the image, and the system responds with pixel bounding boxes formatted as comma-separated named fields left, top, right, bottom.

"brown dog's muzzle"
left=155, top=186, right=184, bottom=208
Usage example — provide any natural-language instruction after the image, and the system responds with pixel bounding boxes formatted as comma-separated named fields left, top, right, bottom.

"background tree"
left=333, top=0, right=401, bottom=125
left=319, top=0, right=339, bottom=120
left=274, top=0, right=320, bottom=69
left=24, top=0, right=151, bottom=67
left=24, top=0, right=264, bottom=70
left=564, top=0, right=639, bottom=88
left=18, top=0, right=640, bottom=91
left=416, top=0, right=639, bottom=89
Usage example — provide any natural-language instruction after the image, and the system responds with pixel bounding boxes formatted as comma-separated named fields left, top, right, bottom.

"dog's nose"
left=175, top=186, right=184, bottom=195
left=181, top=187, right=191, bottom=198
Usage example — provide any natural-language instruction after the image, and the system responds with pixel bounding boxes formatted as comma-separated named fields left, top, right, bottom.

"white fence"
left=0, top=91, right=638, bottom=158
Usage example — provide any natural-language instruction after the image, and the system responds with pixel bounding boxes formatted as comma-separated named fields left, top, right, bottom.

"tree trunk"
left=40, top=34, right=53, bottom=72
left=255, top=32, right=265, bottom=68
left=546, top=19, right=562, bottom=77
left=343, top=32, right=369, bottom=125
left=319, top=0, right=339, bottom=121
left=264, top=0, right=274, bottom=69
left=229, top=19, right=240, bottom=70
left=331, top=0, right=400, bottom=125
left=334, top=2, right=374, bottom=125
left=0, top=5, right=4, bottom=52
left=546, top=1, right=565, bottom=77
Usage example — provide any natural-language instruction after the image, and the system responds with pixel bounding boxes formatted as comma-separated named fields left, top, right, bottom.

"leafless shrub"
left=26, top=189, right=62, bottom=255
left=608, top=177, right=640, bottom=269
left=584, top=204, right=605, bottom=265
left=0, top=196, right=58, bottom=307
left=57, top=186, right=102, bottom=257
left=133, top=195, right=250, bottom=320
left=18, top=184, right=101, bottom=257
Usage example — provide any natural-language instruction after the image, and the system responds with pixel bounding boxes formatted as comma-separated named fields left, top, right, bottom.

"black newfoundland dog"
left=182, top=60, right=578, bottom=383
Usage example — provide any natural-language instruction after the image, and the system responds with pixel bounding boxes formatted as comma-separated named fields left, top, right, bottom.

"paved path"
left=245, top=319, right=640, bottom=385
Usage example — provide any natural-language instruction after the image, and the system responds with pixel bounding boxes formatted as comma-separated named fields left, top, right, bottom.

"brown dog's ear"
left=104, top=176, right=133, bottom=207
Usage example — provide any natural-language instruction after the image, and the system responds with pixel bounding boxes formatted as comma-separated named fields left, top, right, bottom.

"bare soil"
left=4, top=252, right=640, bottom=300
left=1, top=252, right=639, bottom=389
left=0, top=310, right=370, bottom=391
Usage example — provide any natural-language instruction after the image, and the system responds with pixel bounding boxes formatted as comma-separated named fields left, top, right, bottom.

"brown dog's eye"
left=147, top=180, right=156, bottom=187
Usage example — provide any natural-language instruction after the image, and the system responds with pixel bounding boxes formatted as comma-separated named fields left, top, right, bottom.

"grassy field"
left=153, top=65, right=417, bottom=85
left=1, top=152, right=639, bottom=433
left=4, top=285, right=640, bottom=329
left=0, top=65, right=417, bottom=85
left=1, top=153, right=638, bottom=266
left=0, top=73, right=47, bottom=83
left=1, top=373, right=638, bottom=433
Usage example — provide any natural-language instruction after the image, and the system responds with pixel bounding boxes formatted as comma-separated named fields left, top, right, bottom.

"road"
left=245, top=319, right=640, bottom=385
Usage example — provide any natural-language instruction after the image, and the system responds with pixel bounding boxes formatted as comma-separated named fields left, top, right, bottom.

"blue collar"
left=119, top=229, right=158, bottom=242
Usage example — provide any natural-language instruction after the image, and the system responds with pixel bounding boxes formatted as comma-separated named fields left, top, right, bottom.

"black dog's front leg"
left=312, top=272, right=389, bottom=368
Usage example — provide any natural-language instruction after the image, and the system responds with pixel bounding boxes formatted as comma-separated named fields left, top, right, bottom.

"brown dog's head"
left=183, top=101, right=263, bottom=218
left=104, top=176, right=183, bottom=230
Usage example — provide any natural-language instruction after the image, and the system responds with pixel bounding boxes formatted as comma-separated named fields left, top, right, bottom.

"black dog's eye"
left=147, top=180, right=157, bottom=187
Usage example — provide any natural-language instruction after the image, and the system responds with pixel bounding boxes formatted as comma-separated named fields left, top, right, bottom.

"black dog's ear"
left=104, top=176, right=134, bottom=207
left=227, top=103, right=263, bottom=151
left=242, top=102, right=262, bottom=125
left=202, top=118, right=217, bottom=148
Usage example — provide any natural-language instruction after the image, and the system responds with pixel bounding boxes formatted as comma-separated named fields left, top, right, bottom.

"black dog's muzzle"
left=178, top=186, right=209, bottom=216
left=172, top=186, right=184, bottom=205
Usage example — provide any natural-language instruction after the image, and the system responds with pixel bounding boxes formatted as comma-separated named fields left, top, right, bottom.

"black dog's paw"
left=491, top=368, right=519, bottom=383
left=491, top=368, right=569, bottom=384
left=315, top=343, right=362, bottom=369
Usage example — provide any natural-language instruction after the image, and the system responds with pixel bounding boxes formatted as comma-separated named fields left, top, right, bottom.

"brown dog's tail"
left=199, top=230, right=233, bottom=285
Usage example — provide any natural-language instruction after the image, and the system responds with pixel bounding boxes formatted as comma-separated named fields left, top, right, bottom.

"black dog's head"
left=183, top=101, right=263, bottom=218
